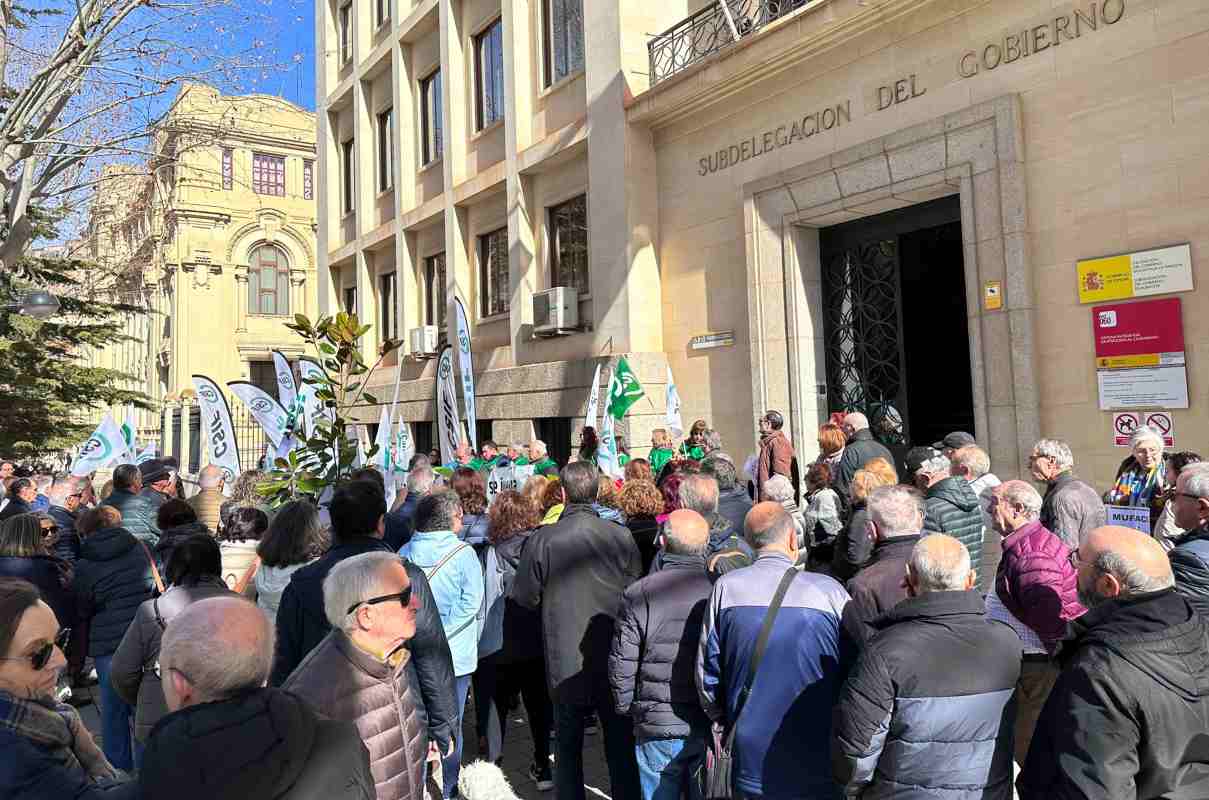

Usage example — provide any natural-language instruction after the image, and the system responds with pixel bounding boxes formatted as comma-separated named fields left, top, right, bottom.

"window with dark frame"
left=543, top=0, right=583, bottom=87
left=420, top=69, right=442, bottom=166
left=343, top=284, right=357, bottom=315
left=376, top=108, right=393, bottom=191
left=339, top=3, right=352, bottom=63
left=249, top=360, right=279, bottom=397
left=549, top=194, right=587, bottom=290
left=221, top=148, right=233, bottom=190
left=248, top=244, right=290, bottom=316
left=424, top=252, right=447, bottom=330
left=303, top=159, right=314, bottom=200
left=374, top=0, right=389, bottom=28
left=379, top=271, right=397, bottom=343
left=341, top=139, right=354, bottom=213
left=475, top=19, right=504, bottom=131
left=479, top=227, right=509, bottom=318
left=252, top=153, right=286, bottom=196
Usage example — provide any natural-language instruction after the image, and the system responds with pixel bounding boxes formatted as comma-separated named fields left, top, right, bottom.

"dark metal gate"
left=819, top=197, right=963, bottom=449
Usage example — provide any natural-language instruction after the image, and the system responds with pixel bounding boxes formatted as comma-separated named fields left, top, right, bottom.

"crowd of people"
left=1, top=408, right=1209, bottom=800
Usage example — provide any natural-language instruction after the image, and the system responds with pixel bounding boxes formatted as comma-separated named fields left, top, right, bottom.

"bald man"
left=1019, top=526, right=1209, bottom=800
left=142, top=597, right=374, bottom=799
left=834, top=534, right=1020, bottom=799
left=697, top=502, right=852, bottom=798
left=609, top=509, right=714, bottom=799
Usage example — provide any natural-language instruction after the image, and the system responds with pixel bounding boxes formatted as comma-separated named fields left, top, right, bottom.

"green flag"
left=607, top=357, right=644, bottom=419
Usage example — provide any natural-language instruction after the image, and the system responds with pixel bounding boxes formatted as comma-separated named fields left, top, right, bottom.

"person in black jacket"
left=101, top=464, right=160, bottom=545
left=153, top=499, right=211, bottom=570
left=1020, top=525, right=1209, bottom=799
left=833, top=533, right=1020, bottom=799
left=0, top=515, right=76, bottom=658
left=609, top=509, right=713, bottom=800
left=144, top=595, right=374, bottom=800
left=1168, top=462, right=1209, bottom=616
left=270, top=480, right=457, bottom=756
left=45, top=475, right=85, bottom=564
left=834, top=412, right=894, bottom=503
left=512, top=461, right=643, bottom=800
left=72, top=505, right=156, bottom=771
left=0, top=477, right=36, bottom=521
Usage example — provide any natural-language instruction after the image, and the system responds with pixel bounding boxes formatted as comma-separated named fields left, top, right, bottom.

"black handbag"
left=697, top=566, right=800, bottom=800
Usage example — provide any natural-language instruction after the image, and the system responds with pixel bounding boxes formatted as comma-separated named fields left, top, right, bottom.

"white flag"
left=666, top=366, right=684, bottom=439
left=71, top=414, right=126, bottom=476
left=436, top=345, right=463, bottom=466
left=120, top=404, right=137, bottom=462
left=584, top=363, right=602, bottom=433
left=597, top=371, right=622, bottom=478
left=374, top=407, right=394, bottom=474
left=298, top=358, right=331, bottom=438
left=453, top=297, right=478, bottom=450
left=393, top=420, right=415, bottom=474
left=192, top=375, right=242, bottom=485
left=272, top=350, right=299, bottom=412
left=228, top=382, right=290, bottom=448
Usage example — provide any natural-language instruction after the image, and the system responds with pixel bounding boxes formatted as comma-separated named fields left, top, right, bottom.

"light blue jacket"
left=399, top=529, right=484, bottom=677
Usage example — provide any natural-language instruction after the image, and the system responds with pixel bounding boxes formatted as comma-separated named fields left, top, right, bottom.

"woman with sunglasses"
left=0, top=514, right=76, bottom=681
left=0, top=578, right=136, bottom=798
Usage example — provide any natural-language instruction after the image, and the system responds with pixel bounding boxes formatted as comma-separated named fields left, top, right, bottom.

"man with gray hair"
left=284, top=553, right=427, bottom=800
left=915, top=448, right=985, bottom=588
left=671, top=472, right=752, bottom=577
left=143, top=596, right=375, bottom=799
left=187, top=464, right=226, bottom=533
left=1167, top=461, right=1209, bottom=616
left=385, top=462, right=435, bottom=550
left=45, top=473, right=86, bottom=563
left=844, top=484, right=926, bottom=643
left=527, top=440, right=559, bottom=476
left=1020, top=526, right=1209, bottom=799
left=1029, top=438, right=1104, bottom=548
left=986, top=480, right=1084, bottom=766
left=834, top=410, right=893, bottom=501
left=833, top=533, right=1020, bottom=800
left=610, top=510, right=714, bottom=799
left=701, top=453, right=752, bottom=535
left=951, top=444, right=1002, bottom=584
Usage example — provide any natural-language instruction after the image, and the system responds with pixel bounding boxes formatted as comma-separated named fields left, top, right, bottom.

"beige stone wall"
left=635, top=0, right=1209, bottom=489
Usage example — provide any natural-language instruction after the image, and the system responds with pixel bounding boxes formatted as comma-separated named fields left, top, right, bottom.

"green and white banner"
left=584, top=362, right=602, bottom=433
left=453, top=296, right=478, bottom=450
left=228, top=381, right=290, bottom=448
left=436, top=345, right=463, bottom=466
left=193, top=375, right=242, bottom=484
left=608, top=356, right=645, bottom=419
left=71, top=414, right=126, bottom=476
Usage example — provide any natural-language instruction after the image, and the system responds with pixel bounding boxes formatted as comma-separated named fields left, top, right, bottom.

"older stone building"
left=84, top=83, right=318, bottom=466
left=322, top=0, right=1208, bottom=488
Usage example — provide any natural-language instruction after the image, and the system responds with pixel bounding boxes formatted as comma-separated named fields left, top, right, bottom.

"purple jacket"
left=995, top=520, right=1085, bottom=653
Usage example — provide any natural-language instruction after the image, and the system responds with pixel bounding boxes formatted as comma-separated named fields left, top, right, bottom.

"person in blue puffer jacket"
left=398, top=490, right=484, bottom=800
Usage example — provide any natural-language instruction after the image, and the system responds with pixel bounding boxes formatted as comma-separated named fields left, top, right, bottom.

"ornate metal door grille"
left=822, top=239, right=909, bottom=446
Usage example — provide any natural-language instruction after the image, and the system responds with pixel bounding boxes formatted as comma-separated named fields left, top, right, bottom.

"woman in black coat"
left=619, top=479, right=664, bottom=575
left=0, top=514, right=75, bottom=641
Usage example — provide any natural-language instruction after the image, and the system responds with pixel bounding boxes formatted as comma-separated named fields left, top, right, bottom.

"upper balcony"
left=647, top=0, right=814, bottom=86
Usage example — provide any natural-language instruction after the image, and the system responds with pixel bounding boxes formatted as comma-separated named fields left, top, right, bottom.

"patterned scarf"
left=1105, top=461, right=1161, bottom=508
left=0, top=689, right=117, bottom=782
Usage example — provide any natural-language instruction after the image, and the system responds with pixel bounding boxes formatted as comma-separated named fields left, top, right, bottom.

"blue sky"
left=217, top=0, right=318, bottom=109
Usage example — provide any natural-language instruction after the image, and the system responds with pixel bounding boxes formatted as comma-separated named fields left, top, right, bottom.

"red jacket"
left=995, top=520, right=1085, bottom=653
left=757, top=430, right=797, bottom=502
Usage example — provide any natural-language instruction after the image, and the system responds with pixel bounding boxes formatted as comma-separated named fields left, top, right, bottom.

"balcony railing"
left=648, top=0, right=812, bottom=86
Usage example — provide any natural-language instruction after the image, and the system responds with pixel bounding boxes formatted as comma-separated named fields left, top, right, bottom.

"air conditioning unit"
left=409, top=326, right=439, bottom=358
left=533, top=286, right=578, bottom=336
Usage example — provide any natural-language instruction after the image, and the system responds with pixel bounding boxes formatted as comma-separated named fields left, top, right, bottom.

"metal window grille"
left=303, top=160, right=313, bottom=200
left=252, top=153, right=285, bottom=196
left=479, top=228, right=509, bottom=318
left=549, top=194, right=587, bottom=290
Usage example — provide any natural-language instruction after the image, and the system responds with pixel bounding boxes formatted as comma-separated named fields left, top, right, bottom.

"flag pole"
left=718, top=0, right=741, bottom=42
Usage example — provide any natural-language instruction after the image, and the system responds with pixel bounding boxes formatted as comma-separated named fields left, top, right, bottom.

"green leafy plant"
left=258, top=311, right=400, bottom=506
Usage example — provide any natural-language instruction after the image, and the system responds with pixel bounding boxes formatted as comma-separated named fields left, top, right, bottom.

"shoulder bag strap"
left=424, top=542, right=470, bottom=581
left=139, top=539, right=165, bottom=594
left=725, top=566, right=799, bottom=746
left=233, top=556, right=261, bottom=595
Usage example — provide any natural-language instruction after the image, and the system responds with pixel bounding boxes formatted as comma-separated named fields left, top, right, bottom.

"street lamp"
left=3, top=290, right=60, bottom=320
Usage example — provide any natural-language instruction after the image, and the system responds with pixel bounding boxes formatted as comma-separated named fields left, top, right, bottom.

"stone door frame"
left=742, top=94, right=1036, bottom=477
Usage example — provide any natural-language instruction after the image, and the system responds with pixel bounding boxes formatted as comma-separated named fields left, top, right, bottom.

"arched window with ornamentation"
left=249, top=244, right=290, bottom=315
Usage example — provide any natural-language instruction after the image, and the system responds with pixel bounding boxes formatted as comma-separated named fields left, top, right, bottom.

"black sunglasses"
left=346, top=586, right=412, bottom=616
left=0, top=628, right=70, bottom=671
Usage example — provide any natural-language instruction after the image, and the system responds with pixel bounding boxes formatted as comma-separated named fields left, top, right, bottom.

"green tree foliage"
left=259, top=311, right=400, bottom=506
left=0, top=237, right=149, bottom=457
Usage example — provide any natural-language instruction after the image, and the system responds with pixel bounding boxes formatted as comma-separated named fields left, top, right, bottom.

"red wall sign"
left=1093, top=297, right=1184, bottom=365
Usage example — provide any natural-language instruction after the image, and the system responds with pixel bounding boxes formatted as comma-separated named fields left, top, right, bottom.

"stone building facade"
left=322, top=0, right=1207, bottom=488
left=84, top=84, right=318, bottom=464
